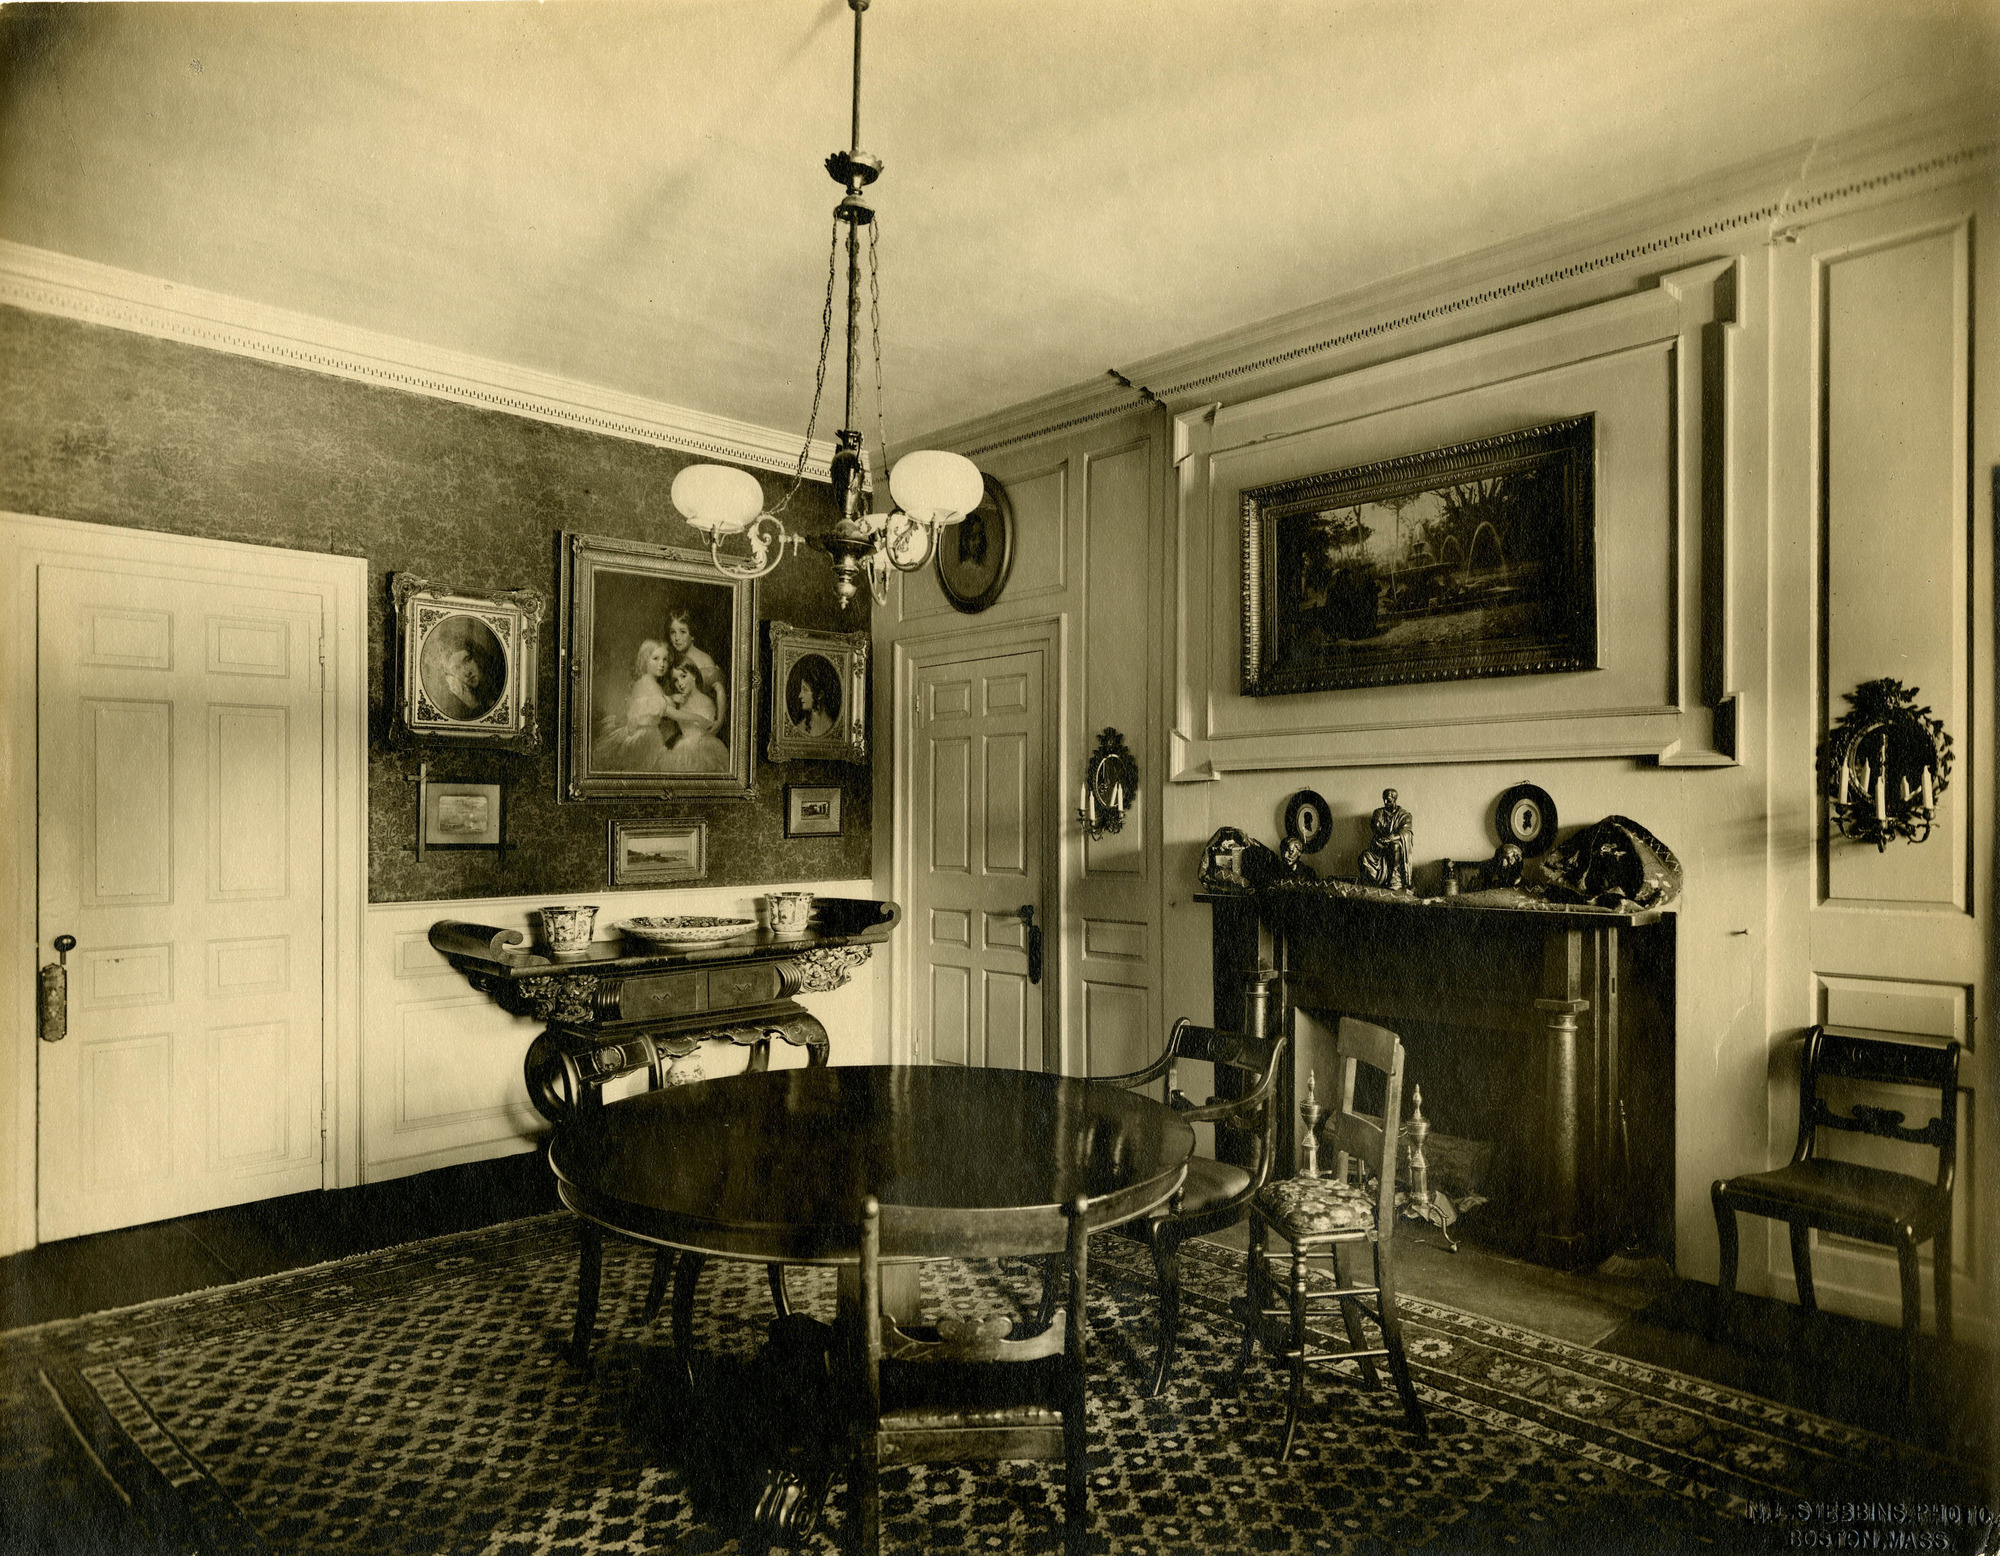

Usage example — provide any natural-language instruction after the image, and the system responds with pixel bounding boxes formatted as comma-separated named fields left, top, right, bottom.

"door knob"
left=38, top=934, right=76, bottom=1044
left=1018, top=906, right=1043, bottom=986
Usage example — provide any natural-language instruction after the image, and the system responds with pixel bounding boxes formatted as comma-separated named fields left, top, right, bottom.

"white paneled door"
left=37, top=564, right=327, bottom=1240
left=911, top=649, right=1048, bottom=1069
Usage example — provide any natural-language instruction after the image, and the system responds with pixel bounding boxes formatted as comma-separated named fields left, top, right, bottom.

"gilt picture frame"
left=608, top=818, right=709, bottom=886
left=559, top=533, right=756, bottom=801
left=421, top=780, right=504, bottom=850
left=1241, top=416, right=1597, bottom=695
left=766, top=619, right=869, bottom=765
left=392, top=577, right=543, bottom=749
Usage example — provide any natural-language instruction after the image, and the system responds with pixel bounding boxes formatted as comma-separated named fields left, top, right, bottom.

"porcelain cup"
left=541, top=904, right=600, bottom=957
left=765, top=891, right=815, bottom=936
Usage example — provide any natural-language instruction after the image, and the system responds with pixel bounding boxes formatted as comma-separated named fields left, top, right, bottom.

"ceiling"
left=2, top=1, right=1993, bottom=446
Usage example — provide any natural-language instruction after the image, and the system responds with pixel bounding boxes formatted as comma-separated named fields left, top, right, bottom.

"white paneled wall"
left=362, top=878, right=883, bottom=1182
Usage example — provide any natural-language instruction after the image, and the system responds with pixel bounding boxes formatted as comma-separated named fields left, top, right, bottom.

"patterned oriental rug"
left=2, top=1215, right=1988, bottom=1556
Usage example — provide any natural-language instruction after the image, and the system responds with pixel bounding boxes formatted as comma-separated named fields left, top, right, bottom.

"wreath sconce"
left=1820, top=678, right=1953, bottom=851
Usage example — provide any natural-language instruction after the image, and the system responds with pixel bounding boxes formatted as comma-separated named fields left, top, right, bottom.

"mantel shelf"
left=1195, top=884, right=1671, bottom=930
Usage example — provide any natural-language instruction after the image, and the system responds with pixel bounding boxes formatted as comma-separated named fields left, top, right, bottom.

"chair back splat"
left=1070, top=968, right=1287, bottom=1396
left=1232, top=1010, right=1427, bottom=1455
left=850, top=1193, right=1092, bottom=1556
left=1712, top=1025, right=1961, bottom=1404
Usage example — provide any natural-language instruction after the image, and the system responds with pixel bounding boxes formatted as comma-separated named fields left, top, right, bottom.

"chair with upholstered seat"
left=1231, top=1010, right=1426, bottom=1455
left=1711, top=1025, right=1960, bottom=1400
left=847, top=1192, right=1095, bottom=1556
left=1058, top=968, right=1285, bottom=1396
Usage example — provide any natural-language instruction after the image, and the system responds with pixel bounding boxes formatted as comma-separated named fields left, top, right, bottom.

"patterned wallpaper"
left=0, top=305, right=874, bottom=901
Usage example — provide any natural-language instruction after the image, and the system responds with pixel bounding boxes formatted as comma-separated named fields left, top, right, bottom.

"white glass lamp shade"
left=888, top=450, right=984, bottom=525
left=671, top=464, right=765, bottom=534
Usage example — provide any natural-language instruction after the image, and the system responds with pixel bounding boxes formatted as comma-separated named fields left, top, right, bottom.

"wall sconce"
left=1821, top=678, right=1953, bottom=851
left=1077, top=728, right=1139, bottom=840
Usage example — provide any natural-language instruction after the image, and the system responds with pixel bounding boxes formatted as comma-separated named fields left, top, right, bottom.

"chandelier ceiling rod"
left=669, top=0, right=987, bottom=612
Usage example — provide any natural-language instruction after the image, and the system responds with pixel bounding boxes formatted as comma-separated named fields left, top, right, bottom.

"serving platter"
left=618, top=915, right=759, bottom=948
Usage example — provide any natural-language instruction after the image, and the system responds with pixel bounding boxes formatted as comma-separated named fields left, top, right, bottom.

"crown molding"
left=0, top=241, right=835, bottom=483
left=911, top=103, right=1994, bottom=461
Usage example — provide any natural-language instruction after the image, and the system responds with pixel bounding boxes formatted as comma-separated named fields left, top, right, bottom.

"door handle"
left=1018, top=906, right=1043, bottom=986
left=39, top=934, right=75, bottom=1044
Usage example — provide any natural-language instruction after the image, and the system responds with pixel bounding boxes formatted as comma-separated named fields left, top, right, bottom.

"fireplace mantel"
left=1200, top=886, right=1675, bottom=1268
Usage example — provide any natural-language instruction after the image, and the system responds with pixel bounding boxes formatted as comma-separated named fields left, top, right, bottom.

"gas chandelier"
left=669, top=0, right=985, bottom=610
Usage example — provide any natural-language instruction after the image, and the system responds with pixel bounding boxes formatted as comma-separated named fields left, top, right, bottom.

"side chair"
left=847, top=1192, right=1094, bottom=1556
left=1711, top=1025, right=1960, bottom=1400
left=1059, top=967, right=1285, bottom=1396
left=1232, top=1010, right=1426, bottom=1455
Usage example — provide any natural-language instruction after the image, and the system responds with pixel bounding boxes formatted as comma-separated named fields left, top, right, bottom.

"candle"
left=1900, top=774, right=1911, bottom=804
left=1923, top=767, right=1935, bottom=809
left=1875, top=771, right=1887, bottom=823
left=1080, top=782, right=1091, bottom=818
left=1109, top=782, right=1124, bottom=812
left=1838, top=759, right=1849, bottom=804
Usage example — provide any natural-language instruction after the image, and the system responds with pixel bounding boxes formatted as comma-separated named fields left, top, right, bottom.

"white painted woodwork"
left=37, top=565, right=326, bottom=1239
left=1171, top=259, right=1736, bottom=775
left=908, top=651, right=1047, bottom=1070
left=1765, top=185, right=1990, bottom=1336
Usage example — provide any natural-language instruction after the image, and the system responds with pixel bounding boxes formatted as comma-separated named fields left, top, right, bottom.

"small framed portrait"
left=608, top=819, right=709, bottom=887
left=392, top=578, right=543, bottom=749
left=766, top=620, right=869, bottom=765
left=559, top=533, right=756, bottom=801
left=936, top=472, right=1014, bottom=613
left=422, top=780, right=504, bottom=850
left=784, top=785, right=844, bottom=838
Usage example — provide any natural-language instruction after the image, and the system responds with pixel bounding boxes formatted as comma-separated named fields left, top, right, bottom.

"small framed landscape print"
left=766, top=619, right=869, bottom=765
left=423, top=780, right=504, bottom=850
left=1240, top=416, right=1597, bottom=695
left=784, top=785, right=843, bottom=838
left=392, top=577, right=544, bottom=750
left=608, top=819, right=709, bottom=887
left=560, top=533, right=756, bottom=802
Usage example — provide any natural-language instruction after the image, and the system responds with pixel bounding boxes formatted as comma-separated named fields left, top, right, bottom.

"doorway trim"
left=890, top=614, right=1068, bottom=1070
left=0, top=512, right=368, bottom=1256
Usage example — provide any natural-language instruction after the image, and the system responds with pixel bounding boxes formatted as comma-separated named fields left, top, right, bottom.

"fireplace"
left=1201, top=885, right=1675, bottom=1269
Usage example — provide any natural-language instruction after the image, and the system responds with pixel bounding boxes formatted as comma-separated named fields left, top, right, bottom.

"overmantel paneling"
left=1171, top=258, right=1737, bottom=778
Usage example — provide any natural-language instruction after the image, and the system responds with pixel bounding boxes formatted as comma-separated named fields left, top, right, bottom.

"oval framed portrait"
left=1283, top=789, right=1331, bottom=854
left=936, top=472, right=1014, bottom=614
left=1495, top=781, right=1558, bottom=856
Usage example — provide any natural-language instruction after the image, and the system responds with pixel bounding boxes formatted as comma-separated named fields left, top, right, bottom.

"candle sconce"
left=1821, top=678, right=1953, bottom=852
left=1077, top=728, right=1139, bottom=841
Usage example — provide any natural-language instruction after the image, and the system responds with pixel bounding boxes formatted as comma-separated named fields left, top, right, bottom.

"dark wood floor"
left=3, top=1152, right=1990, bottom=1486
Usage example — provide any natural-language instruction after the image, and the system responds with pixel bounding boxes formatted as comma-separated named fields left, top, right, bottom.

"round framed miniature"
left=1495, top=782, right=1558, bottom=856
left=1283, top=789, right=1332, bottom=854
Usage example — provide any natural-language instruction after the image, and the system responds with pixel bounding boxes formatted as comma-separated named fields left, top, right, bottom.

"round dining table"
left=548, top=1063, right=1195, bottom=1545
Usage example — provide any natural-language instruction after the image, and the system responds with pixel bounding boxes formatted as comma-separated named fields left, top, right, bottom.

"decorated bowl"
left=618, top=915, right=759, bottom=948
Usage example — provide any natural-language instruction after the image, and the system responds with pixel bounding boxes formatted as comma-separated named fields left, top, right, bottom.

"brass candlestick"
left=1299, top=1071, right=1324, bottom=1180
left=1398, top=1085, right=1458, bottom=1251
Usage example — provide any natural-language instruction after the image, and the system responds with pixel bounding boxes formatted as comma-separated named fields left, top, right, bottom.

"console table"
left=429, top=898, right=901, bottom=1122
left=1201, top=884, right=1675, bottom=1268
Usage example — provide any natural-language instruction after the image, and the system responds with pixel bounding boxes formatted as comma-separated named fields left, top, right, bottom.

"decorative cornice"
left=927, top=110, right=1994, bottom=463
left=0, top=241, right=835, bottom=483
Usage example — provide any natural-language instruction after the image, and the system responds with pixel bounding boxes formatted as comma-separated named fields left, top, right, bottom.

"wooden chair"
left=847, top=1193, right=1093, bottom=1556
left=1066, top=968, right=1285, bottom=1396
left=1231, top=1012, right=1426, bottom=1456
left=1711, top=1025, right=1960, bottom=1399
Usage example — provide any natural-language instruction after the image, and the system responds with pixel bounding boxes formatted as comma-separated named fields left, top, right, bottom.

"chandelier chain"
left=772, top=216, right=844, bottom=518
left=870, top=219, right=889, bottom=496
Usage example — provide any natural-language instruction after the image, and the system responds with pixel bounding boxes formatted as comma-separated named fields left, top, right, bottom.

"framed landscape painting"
left=1240, top=415, right=1597, bottom=695
left=559, top=533, right=755, bottom=801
